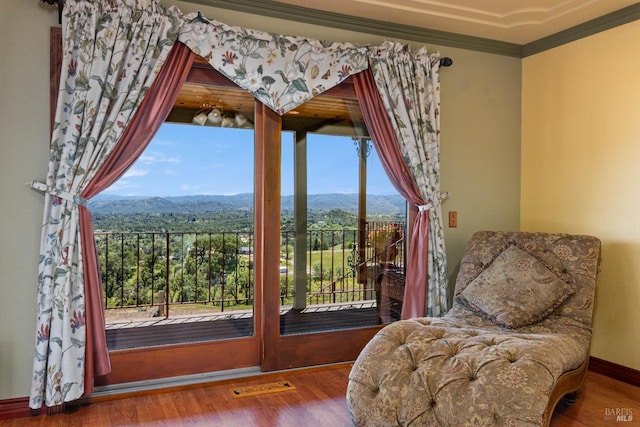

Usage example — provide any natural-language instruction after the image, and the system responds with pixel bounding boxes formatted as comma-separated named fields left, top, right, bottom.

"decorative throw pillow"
left=456, top=245, right=575, bottom=328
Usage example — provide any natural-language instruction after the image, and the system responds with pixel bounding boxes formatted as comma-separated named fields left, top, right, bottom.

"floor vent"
left=231, top=381, right=296, bottom=398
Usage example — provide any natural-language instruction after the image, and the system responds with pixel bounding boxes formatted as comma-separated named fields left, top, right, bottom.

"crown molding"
left=178, top=0, right=640, bottom=58
left=182, top=0, right=523, bottom=57
left=522, top=2, right=640, bottom=57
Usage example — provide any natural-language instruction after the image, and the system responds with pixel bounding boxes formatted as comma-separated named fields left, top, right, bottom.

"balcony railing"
left=95, top=221, right=404, bottom=322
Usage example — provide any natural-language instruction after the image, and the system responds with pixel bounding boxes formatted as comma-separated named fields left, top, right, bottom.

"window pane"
left=94, top=85, right=256, bottom=350
left=279, top=89, right=406, bottom=336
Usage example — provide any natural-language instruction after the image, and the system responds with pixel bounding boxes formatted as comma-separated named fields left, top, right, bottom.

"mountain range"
left=89, top=193, right=405, bottom=216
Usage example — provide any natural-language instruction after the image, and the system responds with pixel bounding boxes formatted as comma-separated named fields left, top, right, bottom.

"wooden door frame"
left=50, top=28, right=380, bottom=384
left=254, top=97, right=381, bottom=373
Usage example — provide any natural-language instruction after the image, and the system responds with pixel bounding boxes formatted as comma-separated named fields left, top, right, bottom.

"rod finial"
left=440, top=57, right=453, bottom=67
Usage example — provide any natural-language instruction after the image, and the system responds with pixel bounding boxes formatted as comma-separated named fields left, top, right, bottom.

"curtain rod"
left=440, top=57, right=453, bottom=67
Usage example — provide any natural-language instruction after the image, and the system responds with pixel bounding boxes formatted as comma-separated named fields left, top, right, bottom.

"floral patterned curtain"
left=29, top=0, right=180, bottom=409
left=30, top=0, right=449, bottom=409
left=178, top=12, right=369, bottom=114
left=368, top=41, right=448, bottom=317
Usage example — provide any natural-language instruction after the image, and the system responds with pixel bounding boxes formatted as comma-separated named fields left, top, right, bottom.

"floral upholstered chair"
left=347, top=231, right=601, bottom=426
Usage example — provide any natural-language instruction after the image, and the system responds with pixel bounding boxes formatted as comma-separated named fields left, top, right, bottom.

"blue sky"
left=104, top=122, right=398, bottom=197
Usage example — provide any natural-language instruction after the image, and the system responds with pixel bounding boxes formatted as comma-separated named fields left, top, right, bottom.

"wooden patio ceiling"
left=167, top=57, right=364, bottom=132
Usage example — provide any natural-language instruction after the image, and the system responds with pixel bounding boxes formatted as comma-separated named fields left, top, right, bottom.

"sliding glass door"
left=92, top=58, right=403, bottom=384
left=260, top=80, right=405, bottom=371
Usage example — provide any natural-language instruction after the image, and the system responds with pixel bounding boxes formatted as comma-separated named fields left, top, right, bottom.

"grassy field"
left=308, top=247, right=354, bottom=269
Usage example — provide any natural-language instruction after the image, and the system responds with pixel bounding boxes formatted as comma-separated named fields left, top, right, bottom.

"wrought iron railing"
left=95, top=221, right=404, bottom=320
left=303, top=227, right=405, bottom=305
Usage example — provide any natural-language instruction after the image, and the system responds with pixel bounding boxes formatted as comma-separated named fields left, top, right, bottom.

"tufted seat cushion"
left=347, top=231, right=601, bottom=426
left=348, top=318, right=589, bottom=426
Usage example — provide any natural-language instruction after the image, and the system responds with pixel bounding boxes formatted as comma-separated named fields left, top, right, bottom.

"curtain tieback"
left=416, top=192, right=449, bottom=212
left=28, top=181, right=88, bottom=207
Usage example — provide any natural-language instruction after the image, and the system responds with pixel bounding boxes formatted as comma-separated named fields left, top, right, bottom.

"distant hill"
left=89, top=193, right=405, bottom=216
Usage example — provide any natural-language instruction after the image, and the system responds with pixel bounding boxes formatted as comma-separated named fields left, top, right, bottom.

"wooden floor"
left=550, top=371, right=639, bottom=426
left=7, top=365, right=638, bottom=426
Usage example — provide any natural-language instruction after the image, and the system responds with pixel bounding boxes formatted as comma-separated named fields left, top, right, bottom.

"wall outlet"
left=448, top=211, right=458, bottom=227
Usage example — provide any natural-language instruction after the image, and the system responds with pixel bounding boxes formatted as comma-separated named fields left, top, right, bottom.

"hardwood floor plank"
left=5, top=366, right=638, bottom=426
left=551, top=371, right=639, bottom=426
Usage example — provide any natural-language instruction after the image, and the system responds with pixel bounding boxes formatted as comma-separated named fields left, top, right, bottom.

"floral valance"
left=47, top=0, right=447, bottom=116
left=178, top=12, right=370, bottom=114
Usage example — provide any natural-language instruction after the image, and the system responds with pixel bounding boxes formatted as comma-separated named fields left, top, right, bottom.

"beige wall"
left=0, top=0, right=520, bottom=399
left=522, top=20, right=640, bottom=370
left=0, top=1, right=56, bottom=400
left=439, top=50, right=521, bottom=291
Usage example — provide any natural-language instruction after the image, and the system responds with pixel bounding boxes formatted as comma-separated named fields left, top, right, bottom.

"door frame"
left=255, top=94, right=381, bottom=372
left=51, top=28, right=379, bottom=385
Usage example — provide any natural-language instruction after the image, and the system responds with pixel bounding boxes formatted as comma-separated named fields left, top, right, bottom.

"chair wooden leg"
left=542, top=359, right=589, bottom=426
left=562, top=383, right=584, bottom=406
left=563, top=386, right=583, bottom=406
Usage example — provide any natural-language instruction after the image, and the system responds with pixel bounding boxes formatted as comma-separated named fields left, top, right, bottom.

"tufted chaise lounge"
left=347, top=231, right=601, bottom=426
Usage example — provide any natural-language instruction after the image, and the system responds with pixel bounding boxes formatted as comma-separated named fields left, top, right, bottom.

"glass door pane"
left=97, top=82, right=258, bottom=350
left=277, top=90, right=405, bottom=337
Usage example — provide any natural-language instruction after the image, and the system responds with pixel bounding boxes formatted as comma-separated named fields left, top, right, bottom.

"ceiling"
left=272, top=0, right=638, bottom=45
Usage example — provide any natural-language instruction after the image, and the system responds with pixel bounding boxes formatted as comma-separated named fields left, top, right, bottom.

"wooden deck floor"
left=106, top=302, right=381, bottom=350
